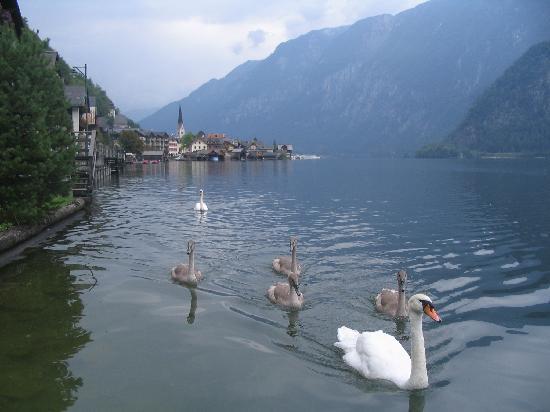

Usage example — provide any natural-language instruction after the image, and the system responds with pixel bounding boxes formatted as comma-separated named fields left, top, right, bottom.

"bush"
left=0, top=26, right=75, bottom=225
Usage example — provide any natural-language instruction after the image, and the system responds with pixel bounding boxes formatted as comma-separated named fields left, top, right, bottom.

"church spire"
left=177, top=105, right=185, bottom=138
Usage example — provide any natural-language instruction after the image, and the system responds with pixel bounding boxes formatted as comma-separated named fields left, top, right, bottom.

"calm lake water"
left=1, top=158, right=550, bottom=411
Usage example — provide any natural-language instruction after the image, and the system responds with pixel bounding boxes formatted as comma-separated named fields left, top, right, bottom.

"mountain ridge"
left=445, top=41, right=550, bottom=153
left=141, top=0, right=550, bottom=154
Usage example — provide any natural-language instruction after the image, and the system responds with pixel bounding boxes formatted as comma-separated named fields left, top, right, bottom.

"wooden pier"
left=73, top=131, right=124, bottom=197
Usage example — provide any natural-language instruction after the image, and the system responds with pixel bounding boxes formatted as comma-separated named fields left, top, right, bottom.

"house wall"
left=71, top=107, right=80, bottom=132
left=191, top=140, right=207, bottom=152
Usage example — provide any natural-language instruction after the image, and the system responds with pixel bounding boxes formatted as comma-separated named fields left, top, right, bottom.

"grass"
left=0, top=222, right=13, bottom=232
left=45, top=194, right=74, bottom=211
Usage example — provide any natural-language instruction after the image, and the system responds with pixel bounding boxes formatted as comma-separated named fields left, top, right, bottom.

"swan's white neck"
left=396, top=285, right=407, bottom=317
left=188, top=250, right=196, bottom=280
left=199, top=193, right=205, bottom=208
left=407, top=311, right=428, bottom=389
left=291, top=245, right=298, bottom=273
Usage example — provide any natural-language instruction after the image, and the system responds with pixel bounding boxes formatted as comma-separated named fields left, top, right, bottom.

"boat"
left=291, top=154, right=321, bottom=160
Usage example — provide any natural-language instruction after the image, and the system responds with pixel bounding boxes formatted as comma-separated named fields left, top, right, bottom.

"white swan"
left=171, top=240, right=203, bottom=287
left=272, top=237, right=301, bottom=276
left=375, top=270, right=408, bottom=317
left=267, top=271, right=304, bottom=310
left=335, top=293, right=441, bottom=389
left=194, top=189, right=208, bottom=212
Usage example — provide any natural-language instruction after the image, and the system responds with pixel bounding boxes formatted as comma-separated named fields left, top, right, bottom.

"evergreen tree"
left=0, top=26, right=74, bottom=224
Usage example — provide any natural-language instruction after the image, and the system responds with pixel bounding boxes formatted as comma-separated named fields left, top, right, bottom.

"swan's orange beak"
left=424, top=305, right=441, bottom=322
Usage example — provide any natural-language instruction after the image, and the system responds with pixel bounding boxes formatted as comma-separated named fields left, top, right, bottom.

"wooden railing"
left=72, top=131, right=125, bottom=197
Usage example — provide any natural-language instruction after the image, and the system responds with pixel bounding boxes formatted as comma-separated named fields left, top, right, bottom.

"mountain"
left=141, top=0, right=550, bottom=155
left=445, top=41, right=550, bottom=153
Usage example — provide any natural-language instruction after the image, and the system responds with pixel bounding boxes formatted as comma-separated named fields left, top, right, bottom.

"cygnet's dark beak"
left=292, top=280, right=301, bottom=296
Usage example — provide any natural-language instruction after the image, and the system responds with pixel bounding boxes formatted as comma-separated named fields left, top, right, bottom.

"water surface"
left=1, top=158, right=550, bottom=411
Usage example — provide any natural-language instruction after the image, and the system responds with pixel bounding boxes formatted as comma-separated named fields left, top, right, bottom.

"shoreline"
left=0, top=198, right=88, bottom=254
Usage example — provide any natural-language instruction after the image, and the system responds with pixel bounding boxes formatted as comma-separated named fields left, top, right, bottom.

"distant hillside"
left=141, top=0, right=550, bottom=154
left=445, top=41, right=550, bottom=153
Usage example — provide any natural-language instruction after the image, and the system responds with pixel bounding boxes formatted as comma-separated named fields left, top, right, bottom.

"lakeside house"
left=64, top=85, right=87, bottom=133
left=167, top=137, right=180, bottom=157
left=190, top=137, right=207, bottom=152
left=142, top=151, right=163, bottom=161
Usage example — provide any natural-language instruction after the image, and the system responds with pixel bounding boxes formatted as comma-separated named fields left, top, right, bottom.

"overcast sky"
left=20, top=0, right=426, bottom=120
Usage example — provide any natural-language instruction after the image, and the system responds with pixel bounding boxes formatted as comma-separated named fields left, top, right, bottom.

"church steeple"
left=177, top=105, right=185, bottom=139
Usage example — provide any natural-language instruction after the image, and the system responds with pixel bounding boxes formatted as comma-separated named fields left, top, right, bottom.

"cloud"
left=247, top=29, right=267, bottom=48
left=19, top=0, right=427, bottom=118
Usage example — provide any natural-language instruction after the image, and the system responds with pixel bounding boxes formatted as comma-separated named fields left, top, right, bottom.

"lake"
left=1, top=158, right=550, bottom=411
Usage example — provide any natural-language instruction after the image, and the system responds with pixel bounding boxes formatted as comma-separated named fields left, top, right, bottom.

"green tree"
left=119, top=130, right=144, bottom=154
left=0, top=26, right=75, bottom=224
left=182, top=132, right=195, bottom=147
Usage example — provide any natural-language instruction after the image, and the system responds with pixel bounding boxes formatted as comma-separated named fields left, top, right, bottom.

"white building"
left=191, top=138, right=207, bottom=152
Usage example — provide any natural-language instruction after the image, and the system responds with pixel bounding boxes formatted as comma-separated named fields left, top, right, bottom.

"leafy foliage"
left=182, top=132, right=195, bottom=147
left=119, top=130, right=144, bottom=154
left=0, top=26, right=75, bottom=224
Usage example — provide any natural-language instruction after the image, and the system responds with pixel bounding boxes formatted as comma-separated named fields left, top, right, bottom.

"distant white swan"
left=375, top=270, right=408, bottom=317
left=267, top=271, right=304, bottom=310
left=335, top=294, right=442, bottom=389
left=194, top=189, right=208, bottom=212
left=171, top=240, right=203, bottom=287
left=272, top=237, right=301, bottom=276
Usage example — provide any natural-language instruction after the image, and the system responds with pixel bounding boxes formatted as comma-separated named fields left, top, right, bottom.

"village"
left=97, top=104, right=295, bottom=163
left=130, top=107, right=295, bottom=163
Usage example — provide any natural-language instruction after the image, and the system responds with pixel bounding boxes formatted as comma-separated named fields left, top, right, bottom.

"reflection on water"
left=1, top=159, right=550, bottom=410
left=187, top=287, right=198, bottom=324
left=0, top=251, right=91, bottom=410
left=393, top=317, right=408, bottom=340
left=286, top=310, right=300, bottom=337
left=408, top=390, right=425, bottom=412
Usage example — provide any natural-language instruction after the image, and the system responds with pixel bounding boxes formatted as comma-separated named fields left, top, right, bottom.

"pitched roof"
left=113, top=114, right=129, bottom=126
left=64, top=85, right=86, bottom=107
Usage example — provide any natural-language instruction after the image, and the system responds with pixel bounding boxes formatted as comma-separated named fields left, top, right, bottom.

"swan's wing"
left=195, top=270, right=203, bottom=281
left=171, top=264, right=189, bottom=279
left=355, top=330, right=411, bottom=387
left=202, top=204, right=208, bottom=211
left=272, top=256, right=292, bottom=275
left=277, top=256, right=292, bottom=270
left=194, top=203, right=201, bottom=210
left=375, top=289, right=398, bottom=315
left=335, top=326, right=360, bottom=352
left=267, top=283, right=289, bottom=303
